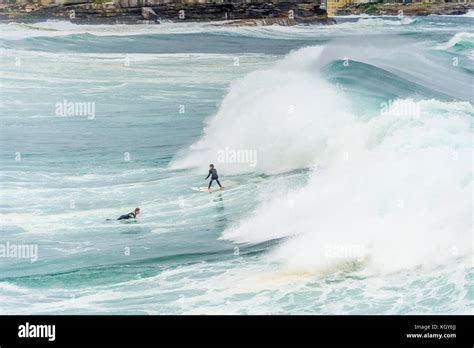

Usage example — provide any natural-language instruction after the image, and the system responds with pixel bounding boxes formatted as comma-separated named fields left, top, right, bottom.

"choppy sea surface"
left=0, top=15, right=473, bottom=314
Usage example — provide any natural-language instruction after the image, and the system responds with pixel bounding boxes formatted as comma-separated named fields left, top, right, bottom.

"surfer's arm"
left=205, top=171, right=211, bottom=180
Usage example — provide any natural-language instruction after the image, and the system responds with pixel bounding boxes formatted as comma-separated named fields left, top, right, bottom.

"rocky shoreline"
left=0, top=1, right=336, bottom=26
left=337, top=2, right=473, bottom=17
left=0, top=1, right=472, bottom=27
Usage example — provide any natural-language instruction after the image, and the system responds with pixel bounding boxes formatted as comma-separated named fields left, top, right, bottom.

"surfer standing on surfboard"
left=205, top=164, right=224, bottom=190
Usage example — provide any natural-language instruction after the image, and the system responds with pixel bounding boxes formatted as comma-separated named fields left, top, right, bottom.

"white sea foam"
left=1, top=21, right=221, bottom=40
left=337, top=17, right=416, bottom=27
left=0, top=16, right=416, bottom=42
left=171, top=46, right=353, bottom=174
left=227, top=96, right=472, bottom=273
left=435, top=32, right=474, bottom=50
left=463, top=9, right=474, bottom=18
left=0, top=47, right=267, bottom=61
left=173, top=45, right=472, bottom=274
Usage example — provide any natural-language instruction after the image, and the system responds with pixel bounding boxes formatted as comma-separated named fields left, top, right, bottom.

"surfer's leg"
left=216, top=179, right=222, bottom=188
left=208, top=179, right=213, bottom=189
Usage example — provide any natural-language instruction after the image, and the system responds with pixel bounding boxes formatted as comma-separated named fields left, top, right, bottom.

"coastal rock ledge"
left=0, top=0, right=336, bottom=26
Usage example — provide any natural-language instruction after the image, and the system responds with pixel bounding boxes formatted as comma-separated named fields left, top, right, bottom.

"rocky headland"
left=0, top=0, right=336, bottom=26
left=0, top=1, right=472, bottom=27
left=337, top=2, right=472, bottom=17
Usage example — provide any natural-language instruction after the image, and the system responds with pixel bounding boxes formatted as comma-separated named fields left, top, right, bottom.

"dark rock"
left=339, top=2, right=473, bottom=17
left=0, top=1, right=336, bottom=26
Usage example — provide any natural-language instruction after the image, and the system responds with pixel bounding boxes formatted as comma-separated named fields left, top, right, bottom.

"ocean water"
left=0, top=15, right=472, bottom=314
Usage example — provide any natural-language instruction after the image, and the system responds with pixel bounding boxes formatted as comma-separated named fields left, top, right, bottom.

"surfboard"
left=191, top=186, right=225, bottom=192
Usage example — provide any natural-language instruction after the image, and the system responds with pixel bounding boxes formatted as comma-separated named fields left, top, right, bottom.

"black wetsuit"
left=118, top=212, right=137, bottom=220
left=206, top=168, right=222, bottom=189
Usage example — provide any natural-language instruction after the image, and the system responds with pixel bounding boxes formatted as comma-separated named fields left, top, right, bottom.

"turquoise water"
left=0, top=15, right=473, bottom=314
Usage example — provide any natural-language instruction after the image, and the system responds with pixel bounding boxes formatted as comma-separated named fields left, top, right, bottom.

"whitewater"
left=0, top=15, right=472, bottom=314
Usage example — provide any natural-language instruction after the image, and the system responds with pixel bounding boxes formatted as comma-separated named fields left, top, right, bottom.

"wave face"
left=435, top=32, right=474, bottom=52
left=0, top=15, right=472, bottom=314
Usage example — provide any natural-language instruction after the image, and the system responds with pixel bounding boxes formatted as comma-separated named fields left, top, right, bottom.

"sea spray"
left=171, top=46, right=354, bottom=174
left=224, top=93, right=472, bottom=274
left=171, top=45, right=474, bottom=274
